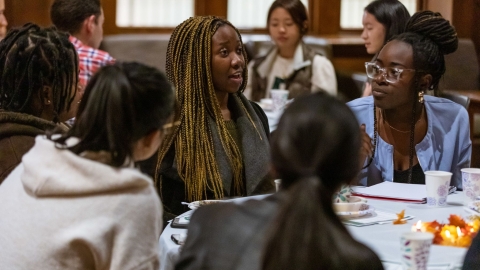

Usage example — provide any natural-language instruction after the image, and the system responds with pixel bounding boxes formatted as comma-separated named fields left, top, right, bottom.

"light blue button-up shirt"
left=348, top=95, right=471, bottom=189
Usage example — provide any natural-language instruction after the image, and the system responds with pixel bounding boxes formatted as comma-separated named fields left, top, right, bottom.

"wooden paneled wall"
left=3, top=0, right=480, bottom=73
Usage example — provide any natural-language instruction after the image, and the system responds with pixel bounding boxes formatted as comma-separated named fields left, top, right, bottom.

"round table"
left=159, top=193, right=469, bottom=270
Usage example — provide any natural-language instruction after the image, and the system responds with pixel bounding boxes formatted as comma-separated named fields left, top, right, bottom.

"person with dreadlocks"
left=0, top=61, right=175, bottom=268
left=348, top=11, right=471, bottom=188
left=0, top=23, right=79, bottom=184
left=146, top=16, right=272, bottom=221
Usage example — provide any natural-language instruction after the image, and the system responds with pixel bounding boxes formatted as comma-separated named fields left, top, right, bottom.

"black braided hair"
left=0, top=23, right=78, bottom=122
left=394, top=10, right=458, bottom=95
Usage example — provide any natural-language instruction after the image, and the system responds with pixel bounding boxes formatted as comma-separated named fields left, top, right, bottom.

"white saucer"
left=187, top=200, right=224, bottom=210
left=336, top=205, right=375, bottom=219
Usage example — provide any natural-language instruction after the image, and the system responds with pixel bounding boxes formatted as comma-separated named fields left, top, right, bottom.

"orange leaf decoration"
left=448, top=215, right=467, bottom=228
left=393, top=209, right=407, bottom=225
left=424, top=220, right=442, bottom=233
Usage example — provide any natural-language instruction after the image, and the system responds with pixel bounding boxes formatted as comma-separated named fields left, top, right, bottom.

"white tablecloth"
left=158, top=193, right=469, bottom=270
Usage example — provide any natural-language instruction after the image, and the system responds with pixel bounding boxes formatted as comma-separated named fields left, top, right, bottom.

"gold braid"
left=156, top=16, right=253, bottom=202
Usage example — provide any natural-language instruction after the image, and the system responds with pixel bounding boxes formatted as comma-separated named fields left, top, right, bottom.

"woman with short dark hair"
left=244, top=0, right=337, bottom=101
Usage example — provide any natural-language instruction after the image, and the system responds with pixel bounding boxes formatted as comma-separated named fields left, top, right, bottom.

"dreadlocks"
left=157, top=16, right=252, bottom=202
left=0, top=23, right=78, bottom=122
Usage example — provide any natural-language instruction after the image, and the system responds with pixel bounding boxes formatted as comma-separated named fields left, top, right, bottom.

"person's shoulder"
left=347, top=96, right=373, bottom=109
left=425, top=95, right=468, bottom=118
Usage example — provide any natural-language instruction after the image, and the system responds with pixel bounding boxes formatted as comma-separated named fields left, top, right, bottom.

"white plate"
left=336, top=205, right=375, bottom=219
left=187, top=200, right=224, bottom=210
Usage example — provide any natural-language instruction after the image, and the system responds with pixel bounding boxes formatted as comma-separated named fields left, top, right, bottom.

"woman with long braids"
left=146, top=16, right=271, bottom=221
left=0, top=23, right=79, bottom=184
left=176, top=92, right=383, bottom=270
left=348, top=11, right=471, bottom=188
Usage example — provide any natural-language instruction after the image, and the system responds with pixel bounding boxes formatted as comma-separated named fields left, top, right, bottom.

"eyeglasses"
left=365, top=62, right=417, bottom=84
left=162, top=120, right=180, bottom=135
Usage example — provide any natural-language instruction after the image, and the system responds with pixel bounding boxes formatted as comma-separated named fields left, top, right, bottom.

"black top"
left=394, top=163, right=425, bottom=184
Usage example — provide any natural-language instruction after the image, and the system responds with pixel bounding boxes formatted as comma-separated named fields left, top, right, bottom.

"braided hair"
left=370, top=11, right=458, bottom=182
left=157, top=16, right=252, bottom=202
left=0, top=23, right=78, bottom=122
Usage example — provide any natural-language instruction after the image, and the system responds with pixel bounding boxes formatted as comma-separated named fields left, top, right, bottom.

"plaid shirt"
left=69, top=36, right=115, bottom=88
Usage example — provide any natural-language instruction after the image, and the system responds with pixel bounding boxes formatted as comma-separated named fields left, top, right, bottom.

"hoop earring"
left=418, top=90, right=424, bottom=103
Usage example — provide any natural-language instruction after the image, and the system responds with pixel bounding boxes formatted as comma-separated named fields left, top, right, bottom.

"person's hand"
left=359, top=124, right=374, bottom=168
left=362, top=82, right=372, bottom=97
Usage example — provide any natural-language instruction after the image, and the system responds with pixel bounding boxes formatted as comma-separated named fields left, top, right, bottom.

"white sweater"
left=0, top=136, right=163, bottom=269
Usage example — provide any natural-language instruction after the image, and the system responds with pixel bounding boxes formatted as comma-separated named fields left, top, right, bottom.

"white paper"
left=344, top=210, right=414, bottom=226
left=352, top=182, right=426, bottom=201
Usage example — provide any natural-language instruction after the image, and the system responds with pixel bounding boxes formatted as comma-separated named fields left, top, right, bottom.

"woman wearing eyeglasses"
left=347, top=11, right=471, bottom=188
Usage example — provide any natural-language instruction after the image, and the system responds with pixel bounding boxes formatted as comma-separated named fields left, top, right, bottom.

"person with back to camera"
left=0, top=61, right=175, bottom=269
left=244, top=0, right=337, bottom=101
left=0, top=23, right=80, bottom=184
left=142, top=16, right=272, bottom=223
left=50, top=0, right=115, bottom=92
left=175, top=92, right=384, bottom=270
left=348, top=11, right=471, bottom=188
left=361, top=0, right=411, bottom=96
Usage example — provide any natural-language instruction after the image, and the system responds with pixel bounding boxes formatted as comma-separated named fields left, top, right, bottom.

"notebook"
left=352, top=182, right=427, bottom=203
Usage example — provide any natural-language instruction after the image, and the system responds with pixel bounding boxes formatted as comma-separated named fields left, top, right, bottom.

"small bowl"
left=333, top=196, right=368, bottom=212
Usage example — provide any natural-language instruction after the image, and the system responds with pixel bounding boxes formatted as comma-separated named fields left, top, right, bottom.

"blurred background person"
left=0, top=62, right=174, bottom=269
left=176, top=92, right=383, bottom=270
left=361, top=0, right=410, bottom=96
left=244, top=0, right=337, bottom=101
left=0, top=23, right=79, bottom=184
left=145, top=16, right=272, bottom=223
left=51, top=0, right=115, bottom=93
left=0, top=0, right=7, bottom=40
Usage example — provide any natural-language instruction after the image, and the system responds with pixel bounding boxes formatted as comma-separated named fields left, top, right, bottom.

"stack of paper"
left=352, top=182, right=427, bottom=203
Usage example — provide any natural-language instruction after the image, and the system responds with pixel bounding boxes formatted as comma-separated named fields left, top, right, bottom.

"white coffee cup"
left=461, top=168, right=480, bottom=204
left=424, top=171, right=452, bottom=207
left=400, top=232, right=434, bottom=270
left=274, top=179, right=281, bottom=192
left=270, top=89, right=289, bottom=112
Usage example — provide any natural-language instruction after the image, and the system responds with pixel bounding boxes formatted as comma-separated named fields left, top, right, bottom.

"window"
left=340, top=0, right=417, bottom=29
left=116, top=0, right=194, bottom=27
left=227, top=0, right=308, bottom=29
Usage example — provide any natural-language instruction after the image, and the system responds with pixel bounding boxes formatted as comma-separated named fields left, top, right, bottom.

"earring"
left=418, top=90, right=424, bottom=103
left=46, top=100, right=51, bottom=104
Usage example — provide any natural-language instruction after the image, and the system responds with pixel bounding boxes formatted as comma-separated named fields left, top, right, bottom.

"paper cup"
left=270, top=89, right=289, bottom=112
left=424, top=171, right=452, bottom=207
left=400, top=232, right=434, bottom=270
left=274, top=179, right=281, bottom=192
left=462, top=168, right=480, bottom=204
